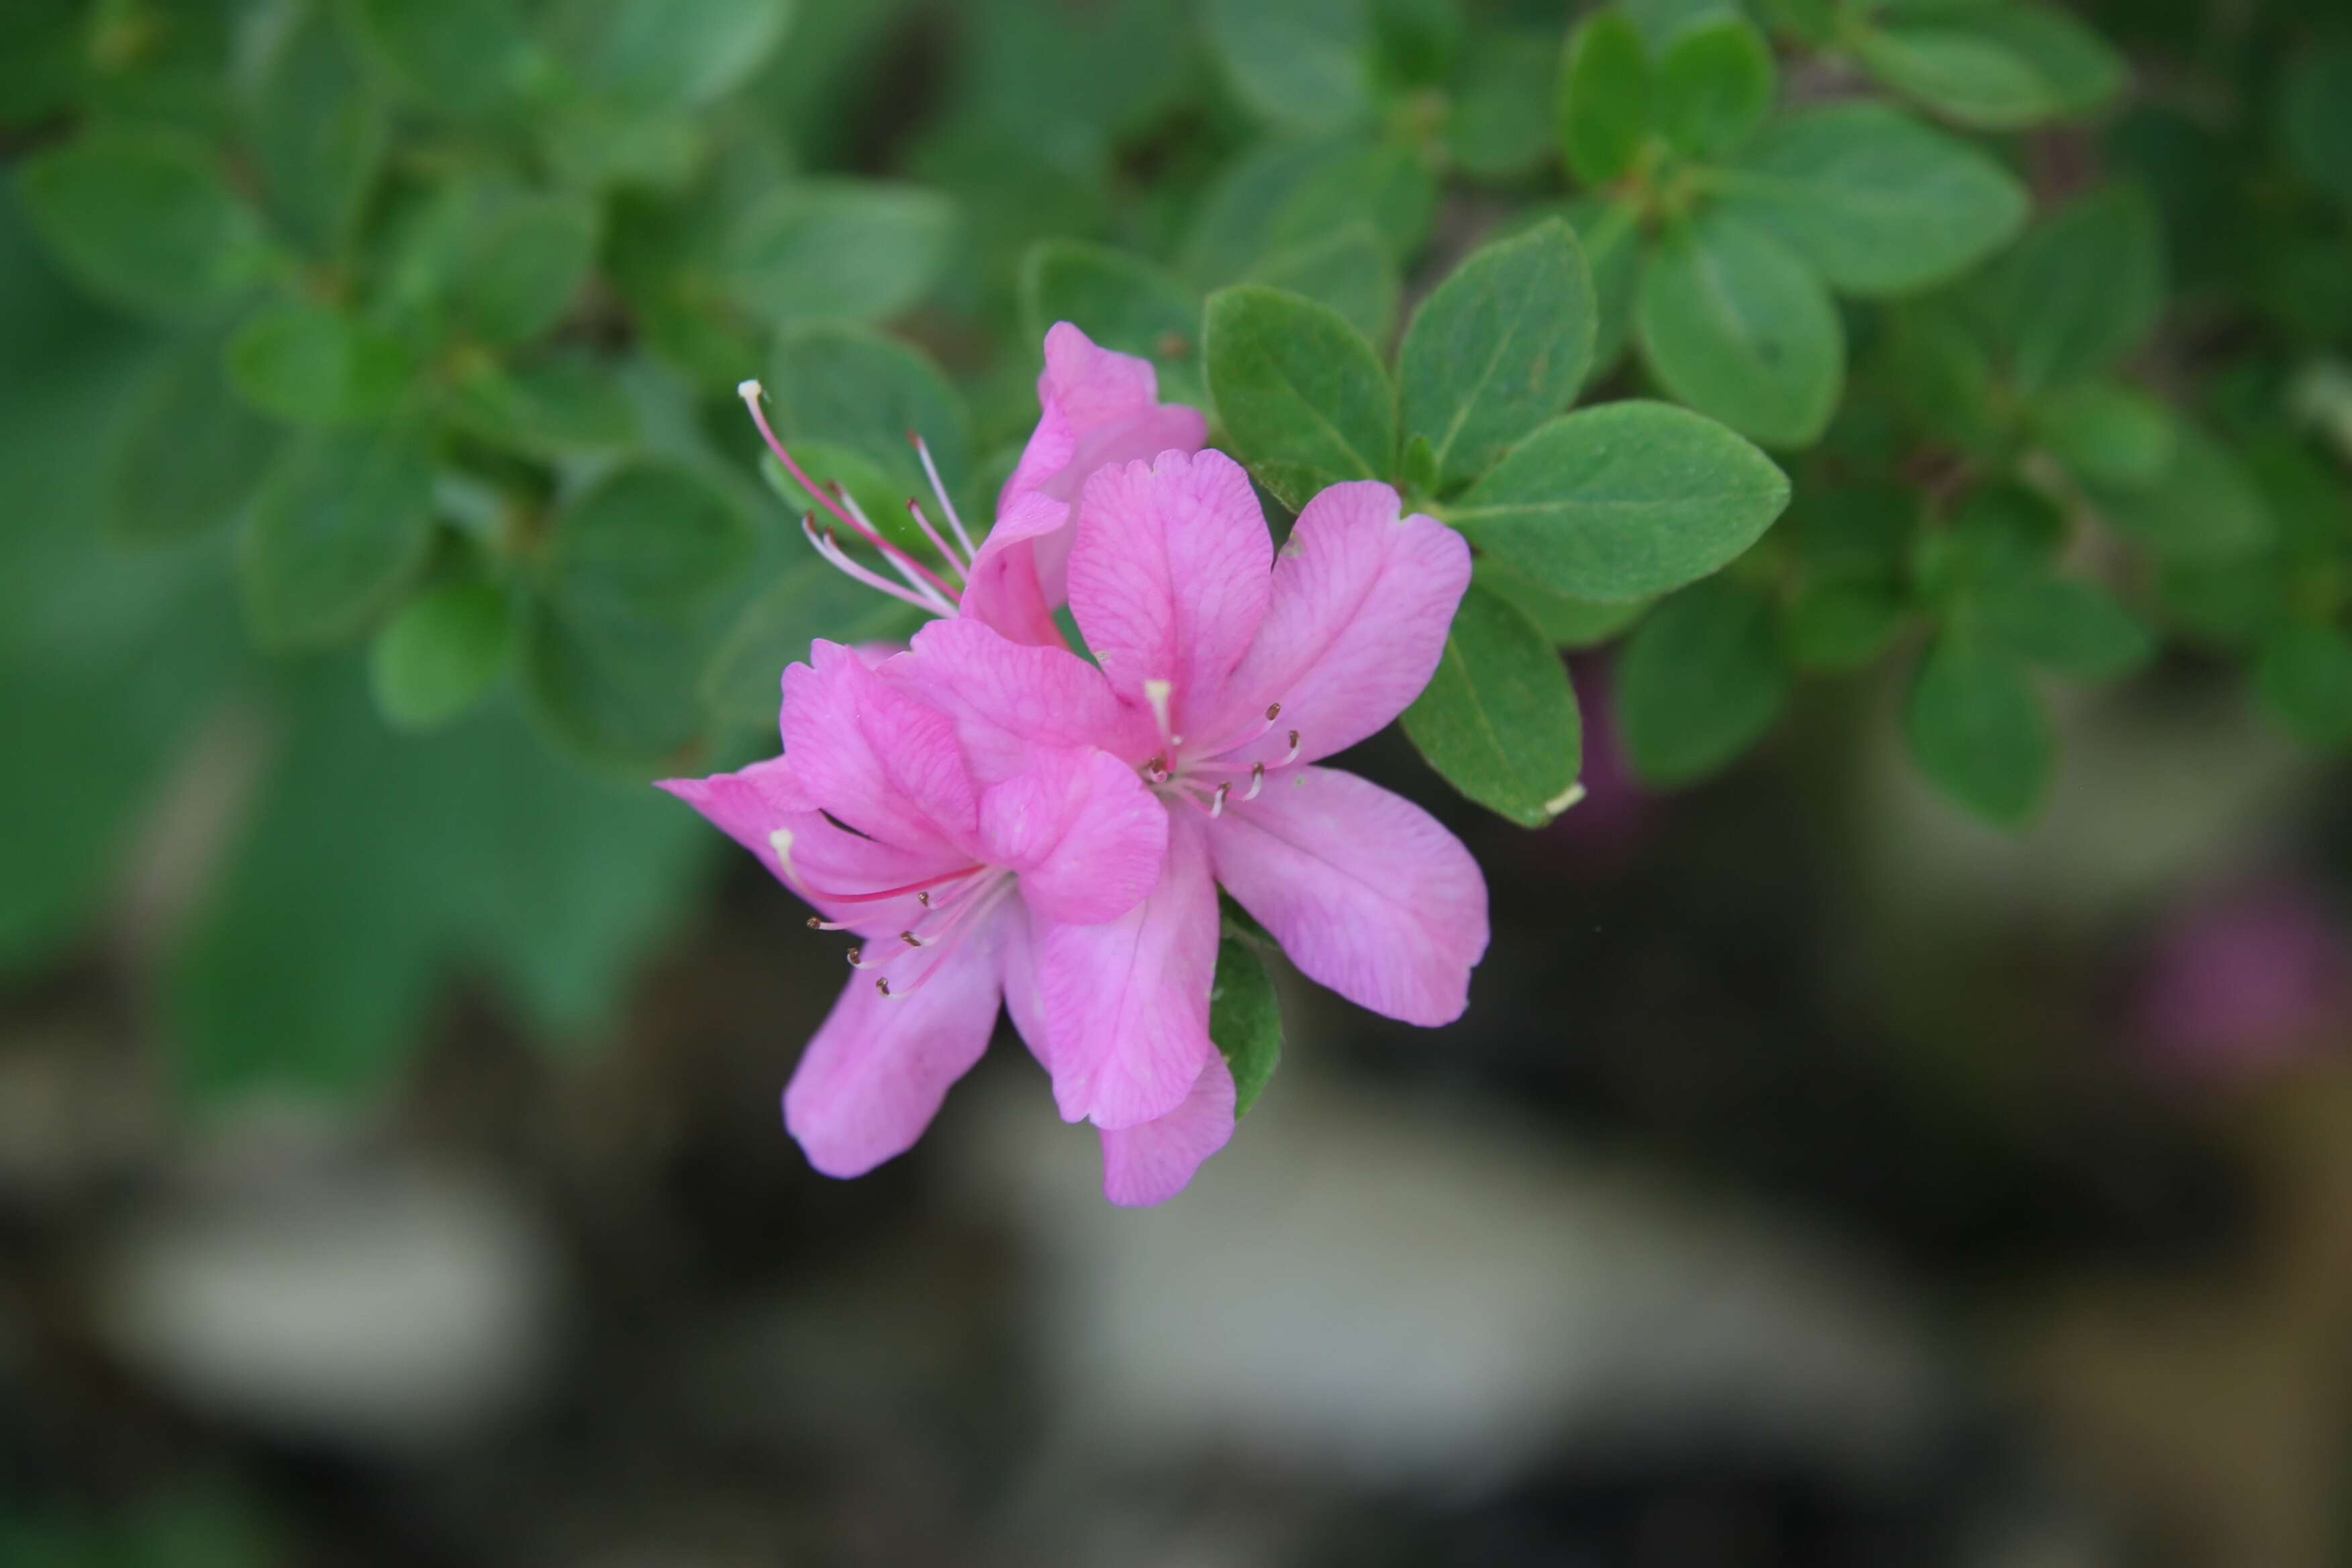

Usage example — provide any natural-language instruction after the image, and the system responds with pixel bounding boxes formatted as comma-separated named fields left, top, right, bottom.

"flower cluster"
left=663, top=326, right=1488, bottom=1205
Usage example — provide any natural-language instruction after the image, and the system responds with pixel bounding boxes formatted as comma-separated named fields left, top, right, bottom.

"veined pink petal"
left=1040, top=813, right=1220, bottom=1130
left=962, top=488, right=1073, bottom=648
left=981, top=749, right=1170, bottom=926
left=1208, top=767, right=1487, bottom=1026
left=1099, top=1050, right=1236, bottom=1206
left=967, top=325, right=1208, bottom=644
left=1069, top=449, right=1273, bottom=740
left=1212, top=481, right=1473, bottom=767
left=656, top=759, right=954, bottom=935
left=782, top=911, right=1008, bottom=1177
left=890, top=617, right=1146, bottom=785
left=780, top=640, right=979, bottom=856
left=997, top=901, right=1049, bottom=1071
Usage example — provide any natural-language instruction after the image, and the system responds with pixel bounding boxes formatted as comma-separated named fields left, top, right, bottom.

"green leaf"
left=1019, top=240, right=1199, bottom=385
left=1855, top=5, right=2123, bottom=130
left=1917, top=481, right=2065, bottom=595
left=1246, top=224, right=1400, bottom=346
left=1783, top=579, right=1908, bottom=672
left=1209, top=935, right=1283, bottom=1117
left=452, top=192, right=600, bottom=348
left=1449, top=400, right=1790, bottom=601
left=370, top=576, right=514, bottom=730
left=2158, top=557, right=2286, bottom=648
left=1206, top=0, right=1375, bottom=133
left=2257, top=620, right=2352, bottom=749
left=1974, top=576, right=2152, bottom=679
left=1558, top=9, right=1653, bottom=187
left=240, top=425, right=436, bottom=648
left=2086, top=424, right=2273, bottom=560
left=1446, top=29, right=1561, bottom=181
left=1654, top=14, right=1776, bottom=156
left=2278, top=40, right=2352, bottom=208
left=1204, top=284, right=1396, bottom=510
left=1615, top=577, right=1787, bottom=785
left=1636, top=211, right=1844, bottom=449
left=1905, top=635, right=2050, bottom=826
left=1714, top=102, right=2029, bottom=295
left=109, top=335, right=281, bottom=547
left=724, top=180, right=955, bottom=326
left=248, top=2, right=386, bottom=256
left=1987, top=187, right=2163, bottom=394
left=0, top=0, right=87, bottom=131
left=1881, top=299, right=2004, bottom=454
left=173, top=673, right=714, bottom=1102
left=556, top=0, right=795, bottom=108
left=2033, top=383, right=2176, bottom=490
left=345, top=0, right=531, bottom=115
left=700, top=554, right=926, bottom=726
left=1398, top=219, right=1596, bottom=491
left=766, top=321, right=971, bottom=495
left=1181, top=138, right=1436, bottom=287
left=1563, top=197, right=1642, bottom=375
left=228, top=303, right=415, bottom=426
left=1402, top=585, right=1583, bottom=826
left=544, top=462, right=752, bottom=620
left=14, top=132, right=269, bottom=322
left=1472, top=556, right=1648, bottom=647
left=446, top=353, right=640, bottom=457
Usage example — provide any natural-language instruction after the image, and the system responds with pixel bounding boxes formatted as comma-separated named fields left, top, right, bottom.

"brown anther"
left=806, top=916, right=822, bottom=929
left=900, top=931, right=922, bottom=947
left=1287, top=729, right=1300, bottom=749
left=1266, top=702, right=1281, bottom=720
left=875, top=976, right=891, bottom=996
left=917, top=891, right=932, bottom=907
left=845, top=946, right=862, bottom=965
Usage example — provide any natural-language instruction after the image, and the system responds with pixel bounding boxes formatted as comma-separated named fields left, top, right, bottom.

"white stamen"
left=832, top=486, right=956, bottom=610
left=803, top=518, right=953, bottom=614
left=1242, top=761, right=1265, bottom=801
left=1210, top=781, right=1230, bottom=818
left=912, top=433, right=980, bottom=563
left=905, top=497, right=968, bottom=578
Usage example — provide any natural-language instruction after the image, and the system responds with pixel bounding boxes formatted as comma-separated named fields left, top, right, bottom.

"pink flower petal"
left=890, top=617, right=1146, bottom=786
left=1208, top=767, right=1487, bottom=1026
left=980, top=749, right=1170, bottom=926
left=1099, top=1050, right=1236, bottom=1206
left=967, top=325, right=1208, bottom=644
left=779, top=640, right=980, bottom=857
left=656, top=759, right=954, bottom=935
left=782, top=912, right=1009, bottom=1177
left=997, top=901, right=1049, bottom=1071
left=1069, top=448, right=1273, bottom=741
left=1212, top=481, right=1473, bottom=767
left=1040, top=813, right=1220, bottom=1130
left=961, top=488, right=1074, bottom=648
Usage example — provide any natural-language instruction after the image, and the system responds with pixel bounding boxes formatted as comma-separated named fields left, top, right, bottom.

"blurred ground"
left=5, top=669, right=2349, bottom=1567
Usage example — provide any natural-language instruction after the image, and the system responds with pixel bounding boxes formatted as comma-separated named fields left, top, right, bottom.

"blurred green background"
left=4, top=0, right=2352, bottom=1563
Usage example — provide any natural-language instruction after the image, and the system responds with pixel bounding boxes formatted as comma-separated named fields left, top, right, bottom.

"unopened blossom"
left=659, top=642, right=1173, bottom=1183
left=736, top=322, right=1205, bottom=646
left=894, top=450, right=1491, bottom=1182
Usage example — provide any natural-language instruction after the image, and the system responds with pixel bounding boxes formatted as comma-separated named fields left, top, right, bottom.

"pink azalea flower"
left=658, top=640, right=1175, bottom=1186
left=892, top=450, right=1491, bottom=1183
left=734, top=322, right=1206, bottom=648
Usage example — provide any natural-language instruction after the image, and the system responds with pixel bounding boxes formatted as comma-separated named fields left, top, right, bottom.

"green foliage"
left=1905, top=635, right=2051, bottom=827
left=1616, top=577, right=1789, bottom=785
left=1209, top=932, right=1284, bottom=1118
left=13, top=131, right=271, bottom=321
left=9, top=0, right=2350, bottom=1120
left=1204, top=285, right=1396, bottom=509
left=1398, top=220, right=1596, bottom=491
left=1402, top=585, right=1584, bottom=826
left=1449, top=403, right=1791, bottom=602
